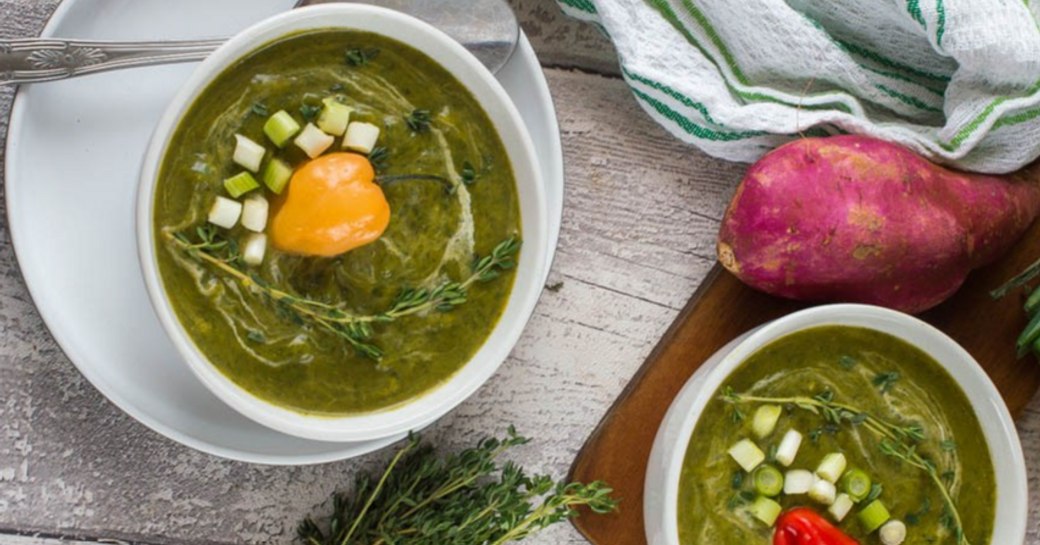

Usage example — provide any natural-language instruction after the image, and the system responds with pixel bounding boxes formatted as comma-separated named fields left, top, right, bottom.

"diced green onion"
left=809, top=477, right=836, bottom=506
left=232, top=134, right=266, bottom=173
left=241, top=194, right=269, bottom=233
left=262, top=158, right=293, bottom=194
left=1017, top=310, right=1040, bottom=357
left=294, top=123, right=335, bottom=159
left=263, top=110, right=301, bottom=148
left=816, top=452, right=847, bottom=483
left=775, top=429, right=803, bottom=467
left=858, top=499, right=891, bottom=533
left=242, top=233, right=267, bottom=266
left=728, top=439, right=765, bottom=473
left=752, top=404, right=782, bottom=438
left=840, top=468, right=873, bottom=502
left=317, top=97, right=353, bottom=136
left=783, top=469, right=813, bottom=495
left=879, top=520, right=907, bottom=545
left=207, top=196, right=242, bottom=229
left=343, top=121, right=381, bottom=154
left=224, top=171, right=260, bottom=198
left=747, top=496, right=782, bottom=527
left=829, top=493, right=854, bottom=522
left=751, top=465, right=783, bottom=497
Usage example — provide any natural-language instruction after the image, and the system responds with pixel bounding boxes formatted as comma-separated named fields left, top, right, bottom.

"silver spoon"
left=0, top=0, right=519, bottom=86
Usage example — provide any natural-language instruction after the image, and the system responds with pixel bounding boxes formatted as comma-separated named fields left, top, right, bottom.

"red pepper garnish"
left=773, top=508, right=860, bottom=545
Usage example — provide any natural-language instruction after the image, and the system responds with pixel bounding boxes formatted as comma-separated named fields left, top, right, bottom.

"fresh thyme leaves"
left=838, top=355, right=857, bottom=369
left=872, top=371, right=901, bottom=393
left=726, top=490, right=755, bottom=511
left=376, top=174, right=455, bottom=193
left=906, top=496, right=932, bottom=526
left=730, top=471, right=744, bottom=489
left=168, top=226, right=521, bottom=361
left=345, top=47, right=380, bottom=67
left=299, top=103, right=321, bottom=122
left=296, top=428, right=618, bottom=545
left=730, top=406, right=745, bottom=424
left=405, top=109, right=432, bottom=133
left=251, top=101, right=269, bottom=117
left=723, top=388, right=970, bottom=545
left=941, top=439, right=957, bottom=452
left=461, top=161, right=477, bottom=185
left=368, top=146, right=389, bottom=171
left=864, top=482, right=883, bottom=504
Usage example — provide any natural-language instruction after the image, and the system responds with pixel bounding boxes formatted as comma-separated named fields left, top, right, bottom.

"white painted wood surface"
left=0, top=1, right=1037, bottom=544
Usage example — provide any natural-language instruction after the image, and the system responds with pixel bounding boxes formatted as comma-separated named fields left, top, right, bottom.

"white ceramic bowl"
left=644, top=304, right=1026, bottom=545
left=136, top=5, right=547, bottom=442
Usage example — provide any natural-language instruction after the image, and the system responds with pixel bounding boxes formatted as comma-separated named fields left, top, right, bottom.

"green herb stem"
left=167, top=226, right=520, bottom=360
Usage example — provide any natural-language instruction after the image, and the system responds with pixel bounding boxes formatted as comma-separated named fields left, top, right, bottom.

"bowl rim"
left=646, top=303, right=1026, bottom=545
left=135, top=4, right=548, bottom=442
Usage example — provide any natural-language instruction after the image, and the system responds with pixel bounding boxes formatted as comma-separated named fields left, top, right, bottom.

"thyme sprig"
left=406, top=109, right=432, bottom=132
left=296, top=428, right=618, bottom=545
left=722, top=388, right=969, bottom=545
left=168, top=225, right=520, bottom=361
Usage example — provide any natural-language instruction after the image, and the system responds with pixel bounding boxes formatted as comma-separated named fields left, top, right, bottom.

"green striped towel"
left=558, top=0, right=1040, bottom=173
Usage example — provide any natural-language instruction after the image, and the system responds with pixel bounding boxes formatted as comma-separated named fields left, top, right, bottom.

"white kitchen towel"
left=557, top=0, right=1040, bottom=173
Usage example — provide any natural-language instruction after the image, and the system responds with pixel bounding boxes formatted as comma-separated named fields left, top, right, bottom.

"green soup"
left=154, top=30, right=520, bottom=415
left=677, top=326, right=995, bottom=545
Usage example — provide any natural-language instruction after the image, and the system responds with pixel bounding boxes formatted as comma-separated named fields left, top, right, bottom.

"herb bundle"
left=723, top=388, right=970, bottom=545
left=296, top=428, right=617, bottom=545
left=169, top=225, right=520, bottom=360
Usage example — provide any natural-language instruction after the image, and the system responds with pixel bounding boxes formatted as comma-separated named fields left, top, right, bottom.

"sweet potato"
left=717, top=135, right=1040, bottom=313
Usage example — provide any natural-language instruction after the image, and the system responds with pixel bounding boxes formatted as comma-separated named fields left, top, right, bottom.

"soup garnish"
left=677, top=326, right=994, bottom=545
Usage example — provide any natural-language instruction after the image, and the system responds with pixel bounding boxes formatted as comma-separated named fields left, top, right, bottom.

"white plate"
left=5, top=0, right=564, bottom=465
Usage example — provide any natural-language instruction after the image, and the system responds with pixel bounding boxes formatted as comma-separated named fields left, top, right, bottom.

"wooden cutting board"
left=568, top=220, right=1040, bottom=545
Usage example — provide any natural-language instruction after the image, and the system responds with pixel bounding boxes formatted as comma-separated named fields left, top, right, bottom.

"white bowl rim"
left=648, top=303, right=1026, bottom=545
left=135, top=4, right=548, bottom=442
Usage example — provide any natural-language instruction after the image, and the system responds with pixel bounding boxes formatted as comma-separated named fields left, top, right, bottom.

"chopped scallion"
left=858, top=499, right=892, bottom=533
left=747, top=496, right=782, bottom=527
left=728, top=439, right=765, bottom=473
left=263, top=110, right=301, bottom=148
left=809, top=477, right=837, bottom=506
left=829, top=493, right=854, bottom=522
left=816, top=452, right=847, bottom=483
left=224, top=171, right=260, bottom=198
left=317, top=97, right=353, bottom=136
left=751, top=465, right=783, bottom=497
left=294, top=123, right=335, bottom=159
left=840, top=468, right=873, bottom=502
left=775, top=429, right=803, bottom=467
left=879, top=520, right=907, bottom=545
left=783, top=469, right=813, bottom=495
left=752, top=404, right=782, bottom=439
left=207, top=196, right=242, bottom=229
left=262, top=158, right=293, bottom=195
left=232, top=134, right=266, bottom=173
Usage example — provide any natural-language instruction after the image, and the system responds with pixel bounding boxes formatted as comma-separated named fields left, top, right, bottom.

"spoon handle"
left=0, top=38, right=224, bottom=85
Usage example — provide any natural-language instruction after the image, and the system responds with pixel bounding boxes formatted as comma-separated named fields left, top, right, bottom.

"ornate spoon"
left=0, top=0, right=519, bottom=85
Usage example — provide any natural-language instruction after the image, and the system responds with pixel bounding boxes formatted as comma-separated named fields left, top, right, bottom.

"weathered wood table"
left=0, top=1, right=1037, bottom=544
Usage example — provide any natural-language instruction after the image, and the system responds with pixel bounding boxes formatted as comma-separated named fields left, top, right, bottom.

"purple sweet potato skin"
left=717, top=135, right=1040, bottom=313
